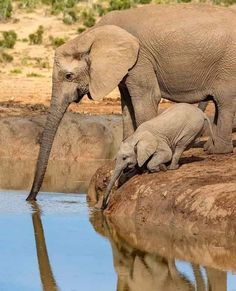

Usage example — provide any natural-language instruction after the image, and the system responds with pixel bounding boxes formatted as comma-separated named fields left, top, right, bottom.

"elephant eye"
left=65, top=72, right=74, bottom=82
left=122, top=156, right=127, bottom=160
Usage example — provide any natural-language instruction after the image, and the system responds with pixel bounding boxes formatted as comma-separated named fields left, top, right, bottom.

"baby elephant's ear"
left=136, top=131, right=157, bottom=167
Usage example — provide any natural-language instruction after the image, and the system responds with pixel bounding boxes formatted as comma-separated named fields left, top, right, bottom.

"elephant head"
left=26, top=25, right=139, bottom=201
left=102, top=131, right=157, bottom=209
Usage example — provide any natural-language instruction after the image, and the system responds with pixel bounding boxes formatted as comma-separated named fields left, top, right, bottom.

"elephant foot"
left=205, top=137, right=233, bottom=154
left=168, top=164, right=179, bottom=170
left=149, top=164, right=167, bottom=173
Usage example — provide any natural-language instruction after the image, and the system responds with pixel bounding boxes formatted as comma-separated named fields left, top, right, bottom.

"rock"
left=88, top=148, right=236, bottom=236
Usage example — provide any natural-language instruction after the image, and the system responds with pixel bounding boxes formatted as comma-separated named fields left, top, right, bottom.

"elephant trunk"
left=26, top=102, right=69, bottom=201
left=102, top=167, right=123, bottom=209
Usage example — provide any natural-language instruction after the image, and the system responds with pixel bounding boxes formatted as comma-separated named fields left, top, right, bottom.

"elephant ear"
left=136, top=131, right=157, bottom=167
left=88, top=25, right=139, bottom=100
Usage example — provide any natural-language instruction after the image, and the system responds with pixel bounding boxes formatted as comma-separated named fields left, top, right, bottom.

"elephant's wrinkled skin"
left=28, top=4, right=236, bottom=200
left=102, top=103, right=214, bottom=208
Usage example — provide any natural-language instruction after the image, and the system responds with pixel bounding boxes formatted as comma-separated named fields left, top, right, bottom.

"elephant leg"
left=168, top=146, right=185, bottom=170
left=206, top=97, right=235, bottom=154
left=125, top=58, right=161, bottom=127
left=198, top=100, right=209, bottom=112
left=203, top=99, right=218, bottom=151
left=119, top=84, right=137, bottom=139
left=147, top=149, right=172, bottom=173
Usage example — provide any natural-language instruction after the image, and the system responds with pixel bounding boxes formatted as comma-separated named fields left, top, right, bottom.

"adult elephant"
left=27, top=4, right=236, bottom=200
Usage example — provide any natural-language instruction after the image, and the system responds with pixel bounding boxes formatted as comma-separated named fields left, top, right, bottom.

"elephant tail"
left=204, top=114, right=215, bottom=145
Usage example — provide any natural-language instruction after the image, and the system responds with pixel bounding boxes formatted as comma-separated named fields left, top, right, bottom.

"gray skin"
left=102, top=103, right=214, bottom=209
left=27, top=4, right=236, bottom=201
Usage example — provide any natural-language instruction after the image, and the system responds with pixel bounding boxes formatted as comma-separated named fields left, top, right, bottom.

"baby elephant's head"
left=116, top=142, right=137, bottom=172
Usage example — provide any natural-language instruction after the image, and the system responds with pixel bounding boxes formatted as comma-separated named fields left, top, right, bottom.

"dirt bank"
left=0, top=113, right=122, bottom=192
left=88, top=141, right=236, bottom=236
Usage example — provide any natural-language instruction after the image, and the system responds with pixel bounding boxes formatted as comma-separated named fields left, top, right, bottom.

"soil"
left=88, top=143, right=236, bottom=236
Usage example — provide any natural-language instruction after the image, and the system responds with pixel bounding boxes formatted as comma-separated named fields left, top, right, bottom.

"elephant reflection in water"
left=30, top=202, right=58, bottom=291
left=90, top=212, right=227, bottom=291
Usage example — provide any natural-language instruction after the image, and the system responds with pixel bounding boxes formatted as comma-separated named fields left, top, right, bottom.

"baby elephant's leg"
left=147, top=150, right=172, bottom=173
left=168, top=146, right=185, bottom=170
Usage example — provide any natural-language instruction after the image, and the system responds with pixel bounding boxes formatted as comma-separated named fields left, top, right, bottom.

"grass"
left=26, top=72, right=44, bottom=77
left=10, top=68, right=22, bottom=74
left=0, top=0, right=12, bottom=21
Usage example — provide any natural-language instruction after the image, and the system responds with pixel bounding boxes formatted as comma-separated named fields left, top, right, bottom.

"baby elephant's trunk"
left=102, top=167, right=122, bottom=210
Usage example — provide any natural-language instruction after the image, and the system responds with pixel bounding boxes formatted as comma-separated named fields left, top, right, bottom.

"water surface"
left=0, top=191, right=235, bottom=291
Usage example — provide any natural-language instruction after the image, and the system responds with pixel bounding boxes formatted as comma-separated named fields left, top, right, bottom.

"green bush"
left=0, top=51, right=13, bottom=62
left=93, top=3, right=107, bottom=16
left=35, top=57, right=50, bottom=68
left=63, top=8, right=77, bottom=24
left=0, top=0, right=12, bottom=21
left=137, top=0, right=152, bottom=3
left=29, top=25, right=44, bottom=45
left=77, top=27, right=86, bottom=34
left=108, top=0, right=135, bottom=11
left=18, top=0, right=38, bottom=9
left=50, top=0, right=76, bottom=15
left=10, top=68, right=22, bottom=74
left=49, top=36, right=66, bottom=48
left=0, top=30, right=17, bottom=48
left=212, top=0, right=235, bottom=5
left=81, top=9, right=96, bottom=28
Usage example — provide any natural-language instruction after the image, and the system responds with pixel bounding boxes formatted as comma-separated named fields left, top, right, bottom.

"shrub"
left=27, top=72, right=44, bottom=77
left=49, top=36, right=66, bottom=48
left=10, top=68, right=22, bottom=74
left=51, top=0, right=76, bottom=15
left=63, top=8, right=77, bottom=24
left=29, top=25, right=44, bottom=45
left=108, top=0, right=135, bottom=11
left=81, top=9, right=96, bottom=28
left=18, top=0, right=38, bottom=9
left=0, top=51, right=13, bottom=62
left=77, top=27, right=86, bottom=34
left=212, top=0, right=235, bottom=5
left=35, top=57, right=50, bottom=68
left=0, top=0, right=12, bottom=21
left=0, top=30, right=17, bottom=48
left=137, top=0, right=152, bottom=3
left=93, top=3, right=107, bottom=16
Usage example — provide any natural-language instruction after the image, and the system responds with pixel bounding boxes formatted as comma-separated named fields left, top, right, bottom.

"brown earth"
left=88, top=142, right=236, bottom=236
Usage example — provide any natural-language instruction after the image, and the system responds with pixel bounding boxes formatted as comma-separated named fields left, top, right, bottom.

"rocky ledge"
left=88, top=146, right=236, bottom=237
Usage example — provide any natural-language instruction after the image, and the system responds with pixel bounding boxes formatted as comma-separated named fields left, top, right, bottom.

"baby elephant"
left=102, top=103, right=214, bottom=209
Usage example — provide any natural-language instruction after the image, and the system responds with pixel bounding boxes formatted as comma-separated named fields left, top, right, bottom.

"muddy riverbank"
left=88, top=141, right=236, bottom=237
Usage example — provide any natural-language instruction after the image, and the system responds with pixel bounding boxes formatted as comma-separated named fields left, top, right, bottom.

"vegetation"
left=77, top=27, right=86, bottom=34
left=81, top=9, right=96, bottom=27
left=27, top=72, right=44, bottom=77
left=0, top=51, right=13, bottom=63
left=10, top=68, right=22, bottom=74
left=0, top=0, right=12, bottom=20
left=49, top=36, right=66, bottom=48
left=29, top=25, right=44, bottom=45
left=18, top=0, right=38, bottom=9
left=0, top=30, right=17, bottom=49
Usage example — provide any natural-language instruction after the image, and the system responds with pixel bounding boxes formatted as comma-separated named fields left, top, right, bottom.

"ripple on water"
left=0, top=190, right=88, bottom=215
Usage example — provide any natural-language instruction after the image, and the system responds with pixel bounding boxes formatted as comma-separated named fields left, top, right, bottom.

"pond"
left=0, top=190, right=235, bottom=291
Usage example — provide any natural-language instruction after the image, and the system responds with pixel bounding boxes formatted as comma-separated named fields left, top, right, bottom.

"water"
left=0, top=190, right=235, bottom=291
